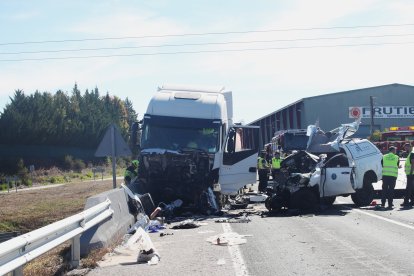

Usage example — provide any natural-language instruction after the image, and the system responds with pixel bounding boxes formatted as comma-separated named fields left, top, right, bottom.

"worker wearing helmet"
left=124, top=160, right=139, bottom=184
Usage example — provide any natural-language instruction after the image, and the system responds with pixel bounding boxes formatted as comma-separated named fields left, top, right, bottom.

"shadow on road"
left=260, top=203, right=350, bottom=218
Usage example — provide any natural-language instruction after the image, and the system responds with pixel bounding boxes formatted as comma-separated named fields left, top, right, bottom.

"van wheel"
left=290, top=188, right=318, bottom=211
left=265, top=194, right=283, bottom=212
left=351, top=181, right=374, bottom=207
left=321, top=196, right=336, bottom=206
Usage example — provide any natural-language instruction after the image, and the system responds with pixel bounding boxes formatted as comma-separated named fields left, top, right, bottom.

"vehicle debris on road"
left=171, top=219, right=206, bottom=229
left=206, top=232, right=252, bottom=246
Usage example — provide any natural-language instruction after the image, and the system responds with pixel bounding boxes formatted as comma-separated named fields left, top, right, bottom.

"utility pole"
left=370, top=96, right=375, bottom=137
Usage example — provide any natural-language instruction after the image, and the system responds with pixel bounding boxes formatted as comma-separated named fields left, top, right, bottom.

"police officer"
left=258, top=151, right=270, bottom=193
left=381, top=147, right=399, bottom=208
left=124, top=160, right=139, bottom=184
left=401, top=143, right=414, bottom=207
left=271, top=151, right=283, bottom=184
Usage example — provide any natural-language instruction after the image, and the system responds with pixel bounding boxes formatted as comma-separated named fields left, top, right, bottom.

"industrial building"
left=250, top=83, right=414, bottom=149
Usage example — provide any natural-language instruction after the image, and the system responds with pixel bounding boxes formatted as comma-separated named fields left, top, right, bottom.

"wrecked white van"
left=265, top=119, right=383, bottom=211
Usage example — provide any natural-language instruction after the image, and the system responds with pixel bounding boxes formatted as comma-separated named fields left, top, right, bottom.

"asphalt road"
left=88, top=190, right=414, bottom=276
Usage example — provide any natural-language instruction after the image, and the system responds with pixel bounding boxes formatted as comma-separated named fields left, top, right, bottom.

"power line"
left=1, top=41, right=413, bottom=62
left=1, top=23, right=414, bottom=46
left=2, top=33, right=414, bottom=55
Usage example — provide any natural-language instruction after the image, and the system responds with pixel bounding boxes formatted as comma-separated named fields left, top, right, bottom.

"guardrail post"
left=70, top=234, right=81, bottom=268
left=12, top=266, right=23, bottom=276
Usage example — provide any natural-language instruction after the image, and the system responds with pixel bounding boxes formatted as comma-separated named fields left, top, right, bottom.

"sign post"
left=95, top=124, right=132, bottom=189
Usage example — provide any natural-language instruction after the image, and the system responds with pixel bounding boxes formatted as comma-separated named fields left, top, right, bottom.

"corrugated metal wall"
left=250, top=84, right=414, bottom=149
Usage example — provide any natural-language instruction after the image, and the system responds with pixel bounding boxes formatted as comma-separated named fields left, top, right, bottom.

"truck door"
left=219, top=126, right=259, bottom=195
left=320, top=154, right=355, bottom=197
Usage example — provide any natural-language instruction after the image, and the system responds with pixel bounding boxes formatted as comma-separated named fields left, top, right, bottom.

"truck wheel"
left=351, top=181, right=374, bottom=207
left=321, top=196, right=336, bottom=206
left=290, top=188, right=318, bottom=211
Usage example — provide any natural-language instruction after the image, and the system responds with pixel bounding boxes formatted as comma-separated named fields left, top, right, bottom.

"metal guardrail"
left=0, top=199, right=113, bottom=276
left=0, top=233, right=20, bottom=244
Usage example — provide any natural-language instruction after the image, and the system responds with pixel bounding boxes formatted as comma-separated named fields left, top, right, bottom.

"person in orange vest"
left=401, top=143, right=414, bottom=207
left=381, top=147, right=399, bottom=209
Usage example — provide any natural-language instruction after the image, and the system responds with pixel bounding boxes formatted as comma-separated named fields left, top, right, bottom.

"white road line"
left=337, top=200, right=414, bottom=231
left=222, top=223, right=249, bottom=276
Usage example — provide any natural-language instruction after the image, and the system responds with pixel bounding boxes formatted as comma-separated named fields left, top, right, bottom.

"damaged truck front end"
left=138, top=148, right=216, bottom=207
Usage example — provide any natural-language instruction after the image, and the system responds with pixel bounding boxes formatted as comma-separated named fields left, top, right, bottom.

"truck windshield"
left=141, top=115, right=221, bottom=153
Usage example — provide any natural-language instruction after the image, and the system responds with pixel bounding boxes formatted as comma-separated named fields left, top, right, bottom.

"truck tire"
left=290, top=188, right=318, bottom=211
left=321, top=196, right=336, bottom=206
left=351, top=181, right=374, bottom=207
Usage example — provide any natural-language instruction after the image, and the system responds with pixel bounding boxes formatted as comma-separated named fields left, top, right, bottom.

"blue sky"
left=1, top=0, right=414, bottom=123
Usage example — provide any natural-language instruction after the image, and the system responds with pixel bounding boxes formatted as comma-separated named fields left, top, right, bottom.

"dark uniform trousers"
left=382, top=175, right=397, bottom=206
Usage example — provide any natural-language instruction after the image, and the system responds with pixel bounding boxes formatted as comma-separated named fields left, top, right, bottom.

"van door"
left=321, top=167, right=355, bottom=197
left=219, top=126, right=259, bottom=195
left=320, top=153, right=355, bottom=197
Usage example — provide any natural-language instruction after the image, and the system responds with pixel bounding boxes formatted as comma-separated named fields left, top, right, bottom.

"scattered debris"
left=228, top=195, right=250, bottom=210
left=160, top=232, right=174, bottom=237
left=98, top=227, right=160, bottom=267
left=150, top=207, right=162, bottom=220
left=158, top=199, right=184, bottom=218
left=128, top=213, right=150, bottom=234
left=147, top=220, right=166, bottom=233
left=248, top=193, right=268, bottom=203
left=215, top=214, right=251, bottom=223
left=206, top=232, right=252, bottom=246
left=171, top=219, right=205, bottom=229
left=147, top=252, right=161, bottom=266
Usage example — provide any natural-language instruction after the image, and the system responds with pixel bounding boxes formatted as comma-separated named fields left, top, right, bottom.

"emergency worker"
left=381, top=147, right=399, bottom=208
left=271, top=151, right=283, bottom=184
left=124, top=160, right=139, bottom=184
left=258, top=151, right=270, bottom=193
left=401, top=143, right=414, bottom=207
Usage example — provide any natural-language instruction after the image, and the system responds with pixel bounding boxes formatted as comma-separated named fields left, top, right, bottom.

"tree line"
left=0, top=84, right=138, bottom=148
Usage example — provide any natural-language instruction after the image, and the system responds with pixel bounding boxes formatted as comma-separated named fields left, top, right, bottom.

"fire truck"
left=268, top=129, right=308, bottom=154
left=373, top=126, right=414, bottom=156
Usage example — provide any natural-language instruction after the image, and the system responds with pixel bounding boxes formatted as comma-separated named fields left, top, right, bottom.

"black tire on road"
left=321, top=196, right=336, bottom=206
left=265, top=194, right=283, bottom=212
left=351, top=180, right=374, bottom=207
left=290, top=188, right=318, bottom=211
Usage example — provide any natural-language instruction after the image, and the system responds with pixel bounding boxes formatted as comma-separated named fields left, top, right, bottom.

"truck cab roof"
left=146, top=85, right=233, bottom=121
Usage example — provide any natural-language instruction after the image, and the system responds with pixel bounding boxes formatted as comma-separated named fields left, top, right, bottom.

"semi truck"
left=129, top=85, right=259, bottom=211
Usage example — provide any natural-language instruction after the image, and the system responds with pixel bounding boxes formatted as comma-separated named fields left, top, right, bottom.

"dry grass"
left=0, top=178, right=120, bottom=275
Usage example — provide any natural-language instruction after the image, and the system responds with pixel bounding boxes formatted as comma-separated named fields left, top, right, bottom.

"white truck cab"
left=132, top=85, right=259, bottom=208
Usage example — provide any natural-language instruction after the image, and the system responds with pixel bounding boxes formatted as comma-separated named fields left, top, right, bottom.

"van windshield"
left=141, top=115, right=221, bottom=153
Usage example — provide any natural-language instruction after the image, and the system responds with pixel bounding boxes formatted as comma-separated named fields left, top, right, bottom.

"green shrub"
left=0, top=183, right=8, bottom=191
left=73, top=159, right=86, bottom=173
left=63, top=155, right=75, bottom=170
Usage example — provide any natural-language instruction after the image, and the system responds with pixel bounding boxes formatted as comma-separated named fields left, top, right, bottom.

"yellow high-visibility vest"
left=382, top=152, right=399, bottom=177
left=272, top=157, right=282, bottom=169
left=405, top=153, right=413, bottom=176
left=257, top=157, right=268, bottom=170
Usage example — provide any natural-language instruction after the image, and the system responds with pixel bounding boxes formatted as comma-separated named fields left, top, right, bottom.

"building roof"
left=249, top=83, right=414, bottom=125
